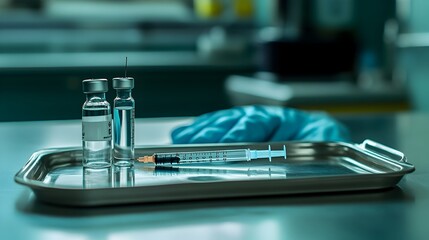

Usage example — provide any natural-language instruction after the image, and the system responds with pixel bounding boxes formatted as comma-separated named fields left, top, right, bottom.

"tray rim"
left=15, top=140, right=415, bottom=190
left=15, top=140, right=417, bottom=206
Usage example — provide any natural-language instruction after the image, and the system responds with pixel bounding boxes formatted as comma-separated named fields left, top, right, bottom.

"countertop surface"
left=1, top=113, right=428, bottom=240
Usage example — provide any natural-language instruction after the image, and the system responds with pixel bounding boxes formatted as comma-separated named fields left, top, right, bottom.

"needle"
left=124, top=57, right=128, bottom=77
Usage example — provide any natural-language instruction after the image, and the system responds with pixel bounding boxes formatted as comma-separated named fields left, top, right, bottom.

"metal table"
left=1, top=114, right=428, bottom=240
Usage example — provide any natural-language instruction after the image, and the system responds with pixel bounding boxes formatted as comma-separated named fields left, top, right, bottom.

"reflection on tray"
left=113, top=166, right=135, bottom=188
left=144, top=165, right=287, bottom=178
left=83, top=167, right=112, bottom=189
left=83, top=166, right=136, bottom=189
left=80, top=164, right=289, bottom=189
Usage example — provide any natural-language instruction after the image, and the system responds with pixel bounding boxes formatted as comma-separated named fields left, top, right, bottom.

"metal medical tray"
left=15, top=140, right=415, bottom=207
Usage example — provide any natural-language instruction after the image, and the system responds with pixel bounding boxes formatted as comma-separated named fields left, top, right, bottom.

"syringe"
left=137, top=145, right=287, bottom=164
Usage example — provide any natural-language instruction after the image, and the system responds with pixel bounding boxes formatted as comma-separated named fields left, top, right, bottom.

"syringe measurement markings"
left=138, top=145, right=286, bottom=164
left=157, top=151, right=238, bottom=163
left=173, top=151, right=228, bottom=162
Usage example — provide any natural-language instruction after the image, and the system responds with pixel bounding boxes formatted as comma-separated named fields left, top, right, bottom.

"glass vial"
left=82, top=79, right=112, bottom=168
left=112, top=77, right=135, bottom=166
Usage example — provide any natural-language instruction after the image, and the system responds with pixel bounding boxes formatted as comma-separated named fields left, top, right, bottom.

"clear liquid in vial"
left=82, top=108, right=112, bottom=168
left=113, top=106, right=134, bottom=166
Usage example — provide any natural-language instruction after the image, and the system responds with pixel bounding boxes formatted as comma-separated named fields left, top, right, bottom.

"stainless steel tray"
left=15, top=140, right=415, bottom=207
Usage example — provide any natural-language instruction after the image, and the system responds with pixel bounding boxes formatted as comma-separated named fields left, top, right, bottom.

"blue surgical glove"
left=171, top=105, right=350, bottom=144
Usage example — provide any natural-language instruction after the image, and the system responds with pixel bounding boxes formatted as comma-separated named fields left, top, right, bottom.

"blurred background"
left=0, top=0, right=426, bottom=121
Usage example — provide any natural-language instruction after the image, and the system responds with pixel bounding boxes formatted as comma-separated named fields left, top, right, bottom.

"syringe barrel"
left=154, top=149, right=250, bottom=164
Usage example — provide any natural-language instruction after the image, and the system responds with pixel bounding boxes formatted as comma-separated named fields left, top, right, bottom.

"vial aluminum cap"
left=82, top=79, right=108, bottom=93
left=112, top=77, right=134, bottom=89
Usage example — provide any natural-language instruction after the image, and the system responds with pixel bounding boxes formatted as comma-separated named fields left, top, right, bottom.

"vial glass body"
left=113, top=89, right=135, bottom=166
left=82, top=93, right=112, bottom=168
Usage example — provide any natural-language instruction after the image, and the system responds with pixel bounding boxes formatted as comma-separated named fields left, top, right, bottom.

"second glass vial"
left=113, top=77, right=135, bottom=166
